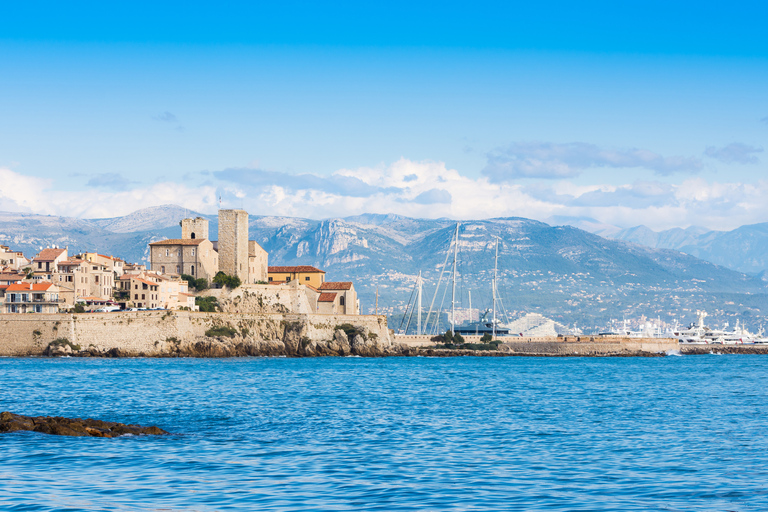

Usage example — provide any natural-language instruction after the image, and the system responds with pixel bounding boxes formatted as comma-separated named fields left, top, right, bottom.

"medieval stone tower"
left=218, top=209, right=249, bottom=282
left=181, top=217, right=209, bottom=240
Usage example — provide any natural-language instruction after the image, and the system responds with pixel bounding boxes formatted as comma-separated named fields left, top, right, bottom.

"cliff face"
left=0, top=311, right=394, bottom=358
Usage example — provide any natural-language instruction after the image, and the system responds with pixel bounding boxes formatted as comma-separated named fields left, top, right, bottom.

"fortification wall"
left=393, top=333, right=677, bottom=354
left=0, top=311, right=392, bottom=357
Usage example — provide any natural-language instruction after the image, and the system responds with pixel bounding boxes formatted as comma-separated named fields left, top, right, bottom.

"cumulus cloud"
left=704, top=143, right=763, bottom=164
left=0, top=167, right=216, bottom=218
left=483, top=141, right=703, bottom=181
left=5, top=157, right=768, bottom=232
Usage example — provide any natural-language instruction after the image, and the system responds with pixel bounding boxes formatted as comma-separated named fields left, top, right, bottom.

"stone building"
left=182, top=217, right=209, bottom=240
left=148, top=238, right=217, bottom=281
left=149, top=209, right=267, bottom=285
left=4, top=282, right=62, bottom=313
left=248, top=241, right=268, bottom=283
left=54, top=258, right=115, bottom=307
left=218, top=209, right=249, bottom=283
left=317, top=282, right=359, bottom=315
left=83, top=253, right=125, bottom=276
left=31, top=247, right=67, bottom=274
left=0, top=245, right=29, bottom=271
left=268, top=266, right=326, bottom=288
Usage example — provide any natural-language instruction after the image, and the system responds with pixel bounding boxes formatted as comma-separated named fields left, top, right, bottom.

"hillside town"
left=0, top=209, right=359, bottom=316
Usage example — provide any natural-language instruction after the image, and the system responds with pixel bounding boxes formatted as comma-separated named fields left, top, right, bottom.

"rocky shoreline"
left=0, top=411, right=167, bottom=437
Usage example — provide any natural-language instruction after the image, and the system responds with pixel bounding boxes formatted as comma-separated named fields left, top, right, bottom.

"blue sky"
left=1, top=1, right=767, bottom=231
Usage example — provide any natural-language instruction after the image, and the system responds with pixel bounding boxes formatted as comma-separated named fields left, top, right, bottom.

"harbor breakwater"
left=0, top=311, right=682, bottom=357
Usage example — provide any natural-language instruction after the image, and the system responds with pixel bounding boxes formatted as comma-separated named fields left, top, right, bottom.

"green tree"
left=213, top=271, right=241, bottom=289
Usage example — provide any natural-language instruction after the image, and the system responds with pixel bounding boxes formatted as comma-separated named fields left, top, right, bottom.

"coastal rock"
left=0, top=411, right=168, bottom=437
left=350, top=334, right=382, bottom=357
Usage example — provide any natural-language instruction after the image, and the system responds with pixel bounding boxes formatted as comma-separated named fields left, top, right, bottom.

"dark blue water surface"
left=1, top=355, right=768, bottom=511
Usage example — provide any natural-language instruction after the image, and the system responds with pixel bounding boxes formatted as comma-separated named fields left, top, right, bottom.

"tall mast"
left=451, top=223, right=459, bottom=336
left=417, top=271, right=422, bottom=335
left=493, top=236, right=498, bottom=340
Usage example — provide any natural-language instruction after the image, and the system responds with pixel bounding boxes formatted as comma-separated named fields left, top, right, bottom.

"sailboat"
left=453, top=235, right=511, bottom=337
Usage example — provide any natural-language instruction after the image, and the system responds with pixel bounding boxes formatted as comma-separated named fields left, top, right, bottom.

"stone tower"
left=218, top=209, right=249, bottom=282
left=181, top=217, right=209, bottom=240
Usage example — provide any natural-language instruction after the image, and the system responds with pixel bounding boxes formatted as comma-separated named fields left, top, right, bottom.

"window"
left=134, top=294, right=138, bottom=300
left=38, top=262, right=42, bottom=269
left=161, top=266, right=165, bottom=273
left=176, top=265, right=180, bottom=273
left=191, top=249, right=195, bottom=256
left=142, top=294, right=145, bottom=299
left=191, top=232, right=196, bottom=239
left=340, top=296, right=345, bottom=306
left=190, top=265, right=195, bottom=276
left=166, top=249, right=169, bottom=256
left=305, top=276, right=310, bottom=281
left=268, top=277, right=273, bottom=282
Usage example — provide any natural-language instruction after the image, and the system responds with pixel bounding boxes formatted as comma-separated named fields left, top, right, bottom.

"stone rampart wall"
left=0, top=311, right=391, bottom=357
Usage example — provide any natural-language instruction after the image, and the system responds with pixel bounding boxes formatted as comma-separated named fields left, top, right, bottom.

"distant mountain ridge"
left=607, top=223, right=768, bottom=275
left=1, top=206, right=767, bottom=329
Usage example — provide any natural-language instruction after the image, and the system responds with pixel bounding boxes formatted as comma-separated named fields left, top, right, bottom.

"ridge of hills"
left=1, top=206, right=767, bottom=331
left=551, top=215, right=768, bottom=275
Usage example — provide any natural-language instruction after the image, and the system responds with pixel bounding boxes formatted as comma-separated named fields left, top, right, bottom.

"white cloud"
left=3, top=160, right=768, bottom=232
left=0, top=167, right=218, bottom=218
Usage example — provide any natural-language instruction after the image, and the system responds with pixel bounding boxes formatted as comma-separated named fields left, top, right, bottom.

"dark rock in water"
left=0, top=411, right=168, bottom=437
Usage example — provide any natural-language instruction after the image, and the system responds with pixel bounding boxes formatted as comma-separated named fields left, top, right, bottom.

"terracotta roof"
left=149, top=239, right=206, bottom=246
left=7, top=282, right=55, bottom=292
left=58, top=259, right=84, bottom=266
left=0, top=273, right=23, bottom=281
left=33, top=248, right=66, bottom=262
left=179, top=292, right=194, bottom=297
left=319, top=282, right=353, bottom=291
left=268, top=266, right=325, bottom=273
left=134, top=278, right=159, bottom=287
left=318, top=292, right=337, bottom=302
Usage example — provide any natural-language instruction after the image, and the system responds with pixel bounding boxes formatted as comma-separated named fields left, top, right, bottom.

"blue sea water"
left=1, top=355, right=768, bottom=511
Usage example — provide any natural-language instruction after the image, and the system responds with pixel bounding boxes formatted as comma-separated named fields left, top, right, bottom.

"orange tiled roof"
left=318, top=292, right=337, bottom=302
left=33, top=248, right=66, bottom=262
left=7, top=282, right=55, bottom=292
left=134, top=278, right=159, bottom=287
left=319, top=282, right=353, bottom=291
left=149, top=239, right=206, bottom=246
left=58, top=259, right=84, bottom=266
left=268, top=266, right=325, bottom=273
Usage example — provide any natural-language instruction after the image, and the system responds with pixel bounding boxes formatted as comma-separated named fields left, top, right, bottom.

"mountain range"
left=2, top=206, right=768, bottom=332
left=549, top=216, right=768, bottom=276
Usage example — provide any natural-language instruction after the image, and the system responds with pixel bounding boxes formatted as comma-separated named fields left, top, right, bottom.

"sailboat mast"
left=451, top=223, right=459, bottom=336
left=417, top=271, right=422, bottom=335
left=493, top=237, right=498, bottom=340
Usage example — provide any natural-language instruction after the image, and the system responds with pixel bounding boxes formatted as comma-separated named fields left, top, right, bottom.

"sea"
left=1, top=355, right=767, bottom=511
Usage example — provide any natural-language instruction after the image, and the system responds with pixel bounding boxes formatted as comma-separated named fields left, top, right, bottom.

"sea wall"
left=0, top=311, right=392, bottom=357
left=394, top=333, right=678, bottom=355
